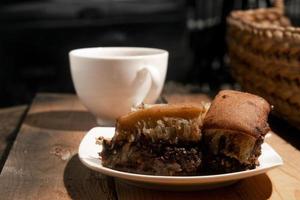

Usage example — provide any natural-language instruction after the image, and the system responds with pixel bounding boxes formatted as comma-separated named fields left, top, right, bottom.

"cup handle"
left=133, top=66, right=160, bottom=107
left=143, top=65, right=161, bottom=103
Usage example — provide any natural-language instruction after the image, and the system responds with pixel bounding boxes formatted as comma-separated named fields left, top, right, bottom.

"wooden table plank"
left=1, top=93, right=300, bottom=200
left=115, top=173, right=273, bottom=200
left=0, top=105, right=27, bottom=171
left=265, top=133, right=300, bottom=200
left=0, top=93, right=117, bottom=200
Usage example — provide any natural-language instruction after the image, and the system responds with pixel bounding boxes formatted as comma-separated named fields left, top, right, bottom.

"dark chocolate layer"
left=101, top=136, right=202, bottom=176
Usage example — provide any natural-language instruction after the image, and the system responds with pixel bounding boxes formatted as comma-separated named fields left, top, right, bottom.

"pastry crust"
left=118, top=104, right=206, bottom=130
left=113, top=103, right=207, bottom=143
left=203, top=90, right=271, bottom=138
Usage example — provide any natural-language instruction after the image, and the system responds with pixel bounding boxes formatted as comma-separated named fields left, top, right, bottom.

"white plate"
left=78, top=127, right=283, bottom=190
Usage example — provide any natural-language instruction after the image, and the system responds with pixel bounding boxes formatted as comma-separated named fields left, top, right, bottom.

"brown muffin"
left=101, top=103, right=207, bottom=176
left=202, top=90, right=271, bottom=173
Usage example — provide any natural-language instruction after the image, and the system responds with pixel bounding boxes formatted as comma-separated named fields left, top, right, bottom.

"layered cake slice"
left=202, top=90, right=271, bottom=173
left=100, top=104, right=207, bottom=176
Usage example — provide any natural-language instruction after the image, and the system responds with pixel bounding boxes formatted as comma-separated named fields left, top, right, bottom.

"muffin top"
left=203, top=90, right=271, bottom=138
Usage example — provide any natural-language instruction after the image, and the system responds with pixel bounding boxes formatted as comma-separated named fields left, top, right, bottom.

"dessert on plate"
left=99, top=90, right=271, bottom=175
left=100, top=104, right=207, bottom=176
left=202, top=90, right=271, bottom=173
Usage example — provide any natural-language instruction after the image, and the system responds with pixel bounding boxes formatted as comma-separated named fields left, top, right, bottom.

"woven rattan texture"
left=227, top=0, right=300, bottom=127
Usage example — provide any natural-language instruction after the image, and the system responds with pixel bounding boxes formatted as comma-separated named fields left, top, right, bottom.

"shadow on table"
left=115, top=173, right=273, bottom=200
left=24, top=111, right=97, bottom=131
left=63, top=155, right=273, bottom=200
left=63, top=154, right=117, bottom=200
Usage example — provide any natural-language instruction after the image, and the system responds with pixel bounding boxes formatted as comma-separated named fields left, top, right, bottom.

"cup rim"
left=69, top=47, right=168, bottom=60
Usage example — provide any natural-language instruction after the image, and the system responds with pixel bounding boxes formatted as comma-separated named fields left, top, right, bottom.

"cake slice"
left=202, top=90, right=271, bottom=173
left=100, top=103, right=207, bottom=176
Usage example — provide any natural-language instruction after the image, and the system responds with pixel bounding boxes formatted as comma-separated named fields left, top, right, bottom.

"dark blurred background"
left=0, top=0, right=299, bottom=107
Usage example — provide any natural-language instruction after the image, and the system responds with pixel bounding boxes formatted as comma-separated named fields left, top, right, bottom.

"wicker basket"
left=227, top=0, right=300, bottom=127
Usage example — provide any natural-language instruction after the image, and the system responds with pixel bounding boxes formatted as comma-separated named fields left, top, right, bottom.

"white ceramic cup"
left=69, top=47, right=168, bottom=126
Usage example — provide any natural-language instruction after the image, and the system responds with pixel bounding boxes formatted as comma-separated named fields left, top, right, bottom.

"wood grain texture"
left=0, top=105, right=27, bottom=170
left=265, top=133, right=300, bottom=200
left=1, top=93, right=300, bottom=200
left=115, top=173, right=273, bottom=200
left=0, top=93, right=117, bottom=200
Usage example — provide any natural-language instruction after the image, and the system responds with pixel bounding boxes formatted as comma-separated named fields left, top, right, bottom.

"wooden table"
left=0, top=93, right=300, bottom=200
